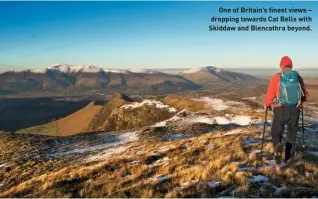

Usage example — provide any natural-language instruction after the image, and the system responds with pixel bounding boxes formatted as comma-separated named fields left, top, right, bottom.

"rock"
left=195, top=181, right=209, bottom=197
left=238, top=167, right=256, bottom=172
left=249, top=175, right=269, bottom=184
left=294, top=187, right=313, bottom=197
left=151, top=174, right=174, bottom=184
left=217, top=185, right=235, bottom=197
left=272, top=185, right=289, bottom=197
left=145, top=153, right=164, bottom=165
left=207, top=180, right=221, bottom=188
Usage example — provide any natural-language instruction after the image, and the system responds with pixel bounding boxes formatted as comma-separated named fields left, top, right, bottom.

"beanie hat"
left=280, top=56, right=293, bottom=67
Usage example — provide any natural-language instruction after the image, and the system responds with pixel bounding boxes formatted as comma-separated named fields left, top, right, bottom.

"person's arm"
left=299, top=75, right=309, bottom=102
left=264, top=74, right=279, bottom=107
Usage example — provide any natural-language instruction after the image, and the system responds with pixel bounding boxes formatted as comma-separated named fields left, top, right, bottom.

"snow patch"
left=122, top=100, right=177, bottom=113
left=250, top=149, right=261, bottom=154
left=194, top=97, right=248, bottom=112
left=50, top=131, right=138, bottom=158
left=84, top=146, right=130, bottom=162
left=174, top=114, right=252, bottom=126
left=0, top=163, right=8, bottom=168
left=152, top=116, right=181, bottom=127
left=195, top=97, right=229, bottom=111
left=243, top=97, right=257, bottom=100
left=150, top=174, right=174, bottom=183
left=188, top=116, right=215, bottom=124
left=215, top=115, right=251, bottom=126
left=223, top=128, right=244, bottom=136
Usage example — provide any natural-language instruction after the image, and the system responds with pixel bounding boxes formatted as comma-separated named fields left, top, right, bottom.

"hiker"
left=264, top=56, right=309, bottom=163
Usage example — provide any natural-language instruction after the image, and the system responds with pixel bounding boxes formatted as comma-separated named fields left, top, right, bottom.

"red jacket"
left=264, top=68, right=309, bottom=107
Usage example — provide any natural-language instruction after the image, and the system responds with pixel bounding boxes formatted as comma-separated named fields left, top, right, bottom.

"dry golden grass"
left=85, top=93, right=133, bottom=131
left=1, top=128, right=317, bottom=198
left=163, top=95, right=206, bottom=112
left=16, top=101, right=102, bottom=136
left=56, top=102, right=102, bottom=136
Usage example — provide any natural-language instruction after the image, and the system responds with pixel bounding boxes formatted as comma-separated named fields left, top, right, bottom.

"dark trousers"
left=271, top=106, right=300, bottom=150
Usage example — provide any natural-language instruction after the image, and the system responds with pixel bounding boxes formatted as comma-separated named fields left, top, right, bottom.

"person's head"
left=280, top=56, right=293, bottom=70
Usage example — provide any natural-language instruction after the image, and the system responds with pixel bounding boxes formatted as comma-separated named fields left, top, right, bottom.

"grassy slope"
left=16, top=121, right=58, bottom=136
left=163, top=95, right=206, bottom=112
left=2, top=127, right=317, bottom=197
left=56, top=102, right=102, bottom=136
left=16, top=102, right=102, bottom=136
left=85, top=93, right=133, bottom=132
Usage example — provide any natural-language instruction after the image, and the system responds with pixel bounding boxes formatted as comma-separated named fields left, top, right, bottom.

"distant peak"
left=129, top=68, right=161, bottom=74
left=183, top=66, right=224, bottom=74
left=48, top=64, right=101, bottom=73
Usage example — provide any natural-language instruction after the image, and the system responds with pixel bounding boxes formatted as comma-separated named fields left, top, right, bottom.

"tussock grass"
left=16, top=122, right=58, bottom=136
left=163, top=95, right=206, bottom=112
left=1, top=127, right=317, bottom=198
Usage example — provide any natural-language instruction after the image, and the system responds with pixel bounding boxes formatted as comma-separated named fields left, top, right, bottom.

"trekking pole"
left=258, top=107, right=268, bottom=168
left=301, top=105, right=307, bottom=150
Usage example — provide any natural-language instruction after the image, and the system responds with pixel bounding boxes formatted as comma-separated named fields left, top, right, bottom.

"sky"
left=0, top=1, right=317, bottom=70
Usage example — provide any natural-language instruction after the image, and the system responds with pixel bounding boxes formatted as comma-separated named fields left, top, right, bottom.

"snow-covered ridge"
left=194, top=97, right=248, bottom=111
left=49, top=64, right=102, bottom=73
left=128, top=68, right=161, bottom=74
left=49, top=131, right=139, bottom=159
left=11, top=68, right=48, bottom=73
left=183, top=66, right=224, bottom=74
left=9, top=64, right=162, bottom=74
left=121, top=100, right=177, bottom=113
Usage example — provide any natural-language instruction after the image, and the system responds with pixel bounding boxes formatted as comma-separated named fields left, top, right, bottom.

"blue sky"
left=0, top=1, right=317, bottom=70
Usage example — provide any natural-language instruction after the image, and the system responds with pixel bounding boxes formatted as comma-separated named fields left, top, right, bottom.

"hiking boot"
left=284, top=151, right=295, bottom=163
left=284, top=142, right=294, bottom=163
left=274, top=143, right=284, bottom=163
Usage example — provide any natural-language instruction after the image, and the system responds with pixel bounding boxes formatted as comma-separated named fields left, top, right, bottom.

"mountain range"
left=0, top=64, right=263, bottom=94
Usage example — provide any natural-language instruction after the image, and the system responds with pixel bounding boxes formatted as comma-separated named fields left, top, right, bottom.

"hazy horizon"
left=1, top=65, right=317, bottom=77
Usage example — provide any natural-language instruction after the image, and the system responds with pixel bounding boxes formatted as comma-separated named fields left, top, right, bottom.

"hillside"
left=85, top=93, right=135, bottom=132
left=86, top=94, right=178, bottom=132
left=0, top=94, right=317, bottom=197
left=0, top=64, right=200, bottom=95
left=305, top=77, right=318, bottom=86
left=182, top=66, right=263, bottom=86
left=16, top=101, right=103, bottom=136
left=303, top=78, right=318, bottom=104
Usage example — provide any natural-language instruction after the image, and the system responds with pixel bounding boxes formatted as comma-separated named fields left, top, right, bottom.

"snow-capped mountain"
left=182, top=66, right=261, bottom=85
left=11, top=64, right=166, bottom=75
left=48, top=64, right=103, bottom=73
left=0, top=64, right=200, bottom=94
left=183, top=66, right=223, bottom=74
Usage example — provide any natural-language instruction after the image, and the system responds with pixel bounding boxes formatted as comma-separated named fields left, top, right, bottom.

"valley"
left=0, top=66, right=317, bottom=197
left=0, top=90, right=317, bottom=197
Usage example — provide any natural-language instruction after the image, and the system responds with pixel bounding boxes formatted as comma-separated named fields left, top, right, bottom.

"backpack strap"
left=274, top=73, right=282, bottom=104
left=297, top=75, right=305, bottom=107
